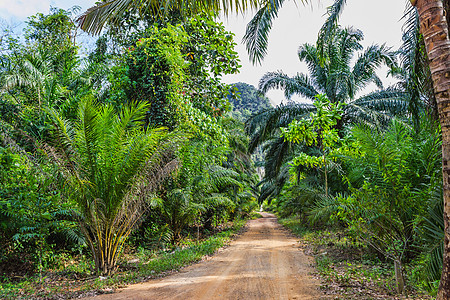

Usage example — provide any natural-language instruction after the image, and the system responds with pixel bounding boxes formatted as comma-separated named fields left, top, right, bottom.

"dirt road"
left=87, top=213, right=320, bottom=299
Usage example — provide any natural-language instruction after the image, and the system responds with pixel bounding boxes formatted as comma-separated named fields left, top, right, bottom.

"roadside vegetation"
left=0, top=7, right=258, bottom=299
left=0, top=0, right=449, bottom=299
left=252, top=4, right=444, bottom=297
left=280, top=217, right=434, bottom=299
left=0, top=220, right=246, bottom=299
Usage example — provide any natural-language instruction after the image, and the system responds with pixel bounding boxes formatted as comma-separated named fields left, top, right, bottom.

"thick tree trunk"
left=413, top=0, right=450, bottom=299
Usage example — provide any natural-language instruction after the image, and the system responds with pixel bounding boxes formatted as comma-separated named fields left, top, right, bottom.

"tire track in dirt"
left=84, top=212, right=320, bottom=300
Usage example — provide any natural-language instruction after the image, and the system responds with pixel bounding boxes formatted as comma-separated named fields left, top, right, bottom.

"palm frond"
left=298, top=43, right=328, bottom=87
left=78, top=0, right=259, bottom=35
left=394, top=5, right=436, bottom=126
left=208, top=165, right=242, bottom=190
left=257, top=164, right=290, bottom=203
left=243, top=0, right=287, bottom=64
left=262, top=136, right=292, bottom=180
left=246, top=102, right=314, bottom=153
left=317, top=0, right=347, bottom=48
left=417, top=185, right=444, bottom=286
left=345, top=88, right=409, bottom=126
left=204, top=195, right=235, bottom=209
left=259, top=71, right=319, bottom=100
left=352, top=44, right=395, bottom=94
left=308, top=193, right=342, bottom=224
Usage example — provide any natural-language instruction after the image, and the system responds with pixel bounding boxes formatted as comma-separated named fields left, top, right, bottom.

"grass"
left=279, top=215, right=433, bottom=300
left=0, top=219, right=247, bottom=300
left=249, top=210, right=264, bottom=219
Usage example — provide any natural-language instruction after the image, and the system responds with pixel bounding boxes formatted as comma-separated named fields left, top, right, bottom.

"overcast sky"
left=0, top=0, right=408, bottom=105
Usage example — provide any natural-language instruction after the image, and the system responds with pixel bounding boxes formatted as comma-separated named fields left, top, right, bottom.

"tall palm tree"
left=47, top=97, right=184, bottom=274
left=257, top=26, right=406, bottom=128
left=246, top=26, right=406, bottom=203
left=411, top=1, right=450, bottom=298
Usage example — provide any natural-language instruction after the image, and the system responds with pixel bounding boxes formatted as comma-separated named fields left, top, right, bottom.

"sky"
left=0, top=0, right=408, bottom=105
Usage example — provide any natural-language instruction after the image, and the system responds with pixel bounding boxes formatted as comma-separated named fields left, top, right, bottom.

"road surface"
left=86, top=212, right=320, bottom=300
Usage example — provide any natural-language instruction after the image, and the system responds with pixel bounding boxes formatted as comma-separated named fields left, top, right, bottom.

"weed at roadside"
left=279, top=216, right=433, bottom=300
left=0, top=219, right=247, bottom=300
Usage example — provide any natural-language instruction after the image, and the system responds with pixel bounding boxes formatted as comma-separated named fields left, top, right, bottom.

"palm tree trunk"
left=413, top=0, right=450, bottom=299
left=324, top=152, right=328, bottom=198
left=394, top=259, right=405, bottom=294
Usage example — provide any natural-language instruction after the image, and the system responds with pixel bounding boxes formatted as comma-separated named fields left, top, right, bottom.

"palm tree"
left=1, top=50, right=62, bottom=109
left=47, top=97, right=184, bottom=274
left=258, top=26, right=406, bottom=128
left=159, top=188, right=205, bottom=243
left=389, top=6, right=436, bottom=130
left=410, top=1, right=450, bottom=298
left=246, top=26, right=406, bottom=203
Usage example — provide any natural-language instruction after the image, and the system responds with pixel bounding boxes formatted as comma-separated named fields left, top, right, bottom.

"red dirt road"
left=86, top=213, right=320, bottom=299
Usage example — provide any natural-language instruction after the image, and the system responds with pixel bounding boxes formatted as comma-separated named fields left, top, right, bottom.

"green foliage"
left=282, top=95, right=343, bottom=147
left=227, top=82, right=272, bottom=122
left=48, top=97, right=185, bottom=274
left=415, top=186, right=444, bottom=292
left=0, top=98, right=19, bottom=125
left=0, top=8, right=93, bottom=144
left=174, top=142, right=239, bottom=231
left=247, top=25, right=405, bottom=204
left=0, top=5, right=255, bottom=286
left=0, top=147, right=77, bottom=277
left=282, top=95, right=344, bottom=198
left=183, top=15, right=240, bottom=117
left=109, top=25, right=187, bottom=128
left=332, top=118, right=442, bottom=291
left=25, top=7, right=79, bottom=74
left=181, top=101, right=229, bottom=146
left=25, top=7, right=78, bottom=50
left=160, top=115, right=256, bottom=240
left=106, top=15, right=240, bottom=128
left=84, top=36, right=113, bottom=93
left=0, top=9, right=96, bottom=278
left=158, top=188, right=205, bottom=243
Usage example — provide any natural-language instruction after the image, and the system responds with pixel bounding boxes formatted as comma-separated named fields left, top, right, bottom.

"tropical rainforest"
left=0, top=0, right=450, bottom=299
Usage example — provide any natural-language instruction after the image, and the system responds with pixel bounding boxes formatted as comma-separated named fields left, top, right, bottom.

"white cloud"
left=222, top=0, right=405, bottom=105
left=0, top=0, right=51, bottom=21
left=0, top=0, right=95, bottom=22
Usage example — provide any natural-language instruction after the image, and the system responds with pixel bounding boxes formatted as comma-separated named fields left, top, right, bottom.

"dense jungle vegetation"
left=0, top=0, right=449, bottom=298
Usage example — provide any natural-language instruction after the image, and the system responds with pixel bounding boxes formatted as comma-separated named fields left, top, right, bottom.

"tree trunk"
left=394, top=259, right=405, bottom=294
left=324, top=152, right=328, bottom=198
left=413, top=1, right=450, bottom=299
